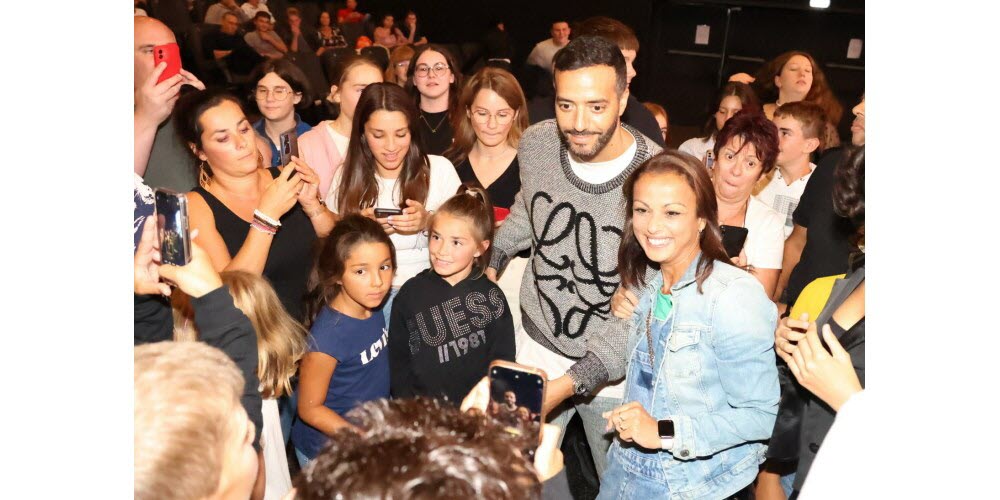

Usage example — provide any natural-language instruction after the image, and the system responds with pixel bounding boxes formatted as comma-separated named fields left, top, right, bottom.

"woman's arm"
left=290, top=157, right=338, bottom=237
left=188, top=166, right=304, bottom=274
left=752, top=268, right=780, bottom=299
left=668, top=277, right=780, bottom=459
left=297, top=352, right=356, bottom=434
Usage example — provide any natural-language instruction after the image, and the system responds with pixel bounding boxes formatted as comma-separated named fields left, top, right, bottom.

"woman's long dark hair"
left=618, top=150, right=730, bottom=293
left=303, top=214, right=396, bottom=328
left=336, top=82, right=430, bottom=214
left=833, top=145, right=865, bottom=253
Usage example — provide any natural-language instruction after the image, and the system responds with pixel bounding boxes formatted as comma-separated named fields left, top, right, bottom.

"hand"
left=460, top=376, right=490, bottom=413
left=610, top=286, right=638, bottom=320
left=728, top=72, right=756, bottom=84
left=134, top=218, right=172, bottom=296
left=158, top=232, right=224, bottom=298
left=731, top=248, right=748, bottom=267
left=135, top=61, right=185, bottom=126
left=785, top=323, right=862, bottom=412
left=178, top=68, right=206, bottom=91
left=534, top=423, right=564, bottom=482
left=485, top=267, right=498, bottom=283
left=774, top=313, right=810, bottom=361
left=361, top=207, right=396, bottom=235
left=386, top=199, right=428, bottom=234
left=603, top=401, right=660, bottom=450
left=288, top=156, right=322, bottom=208
left=258, top=160, right=304, bottom=221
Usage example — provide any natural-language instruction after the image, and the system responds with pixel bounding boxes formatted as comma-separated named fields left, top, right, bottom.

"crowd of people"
left=135, top=4, right=865, bottom=499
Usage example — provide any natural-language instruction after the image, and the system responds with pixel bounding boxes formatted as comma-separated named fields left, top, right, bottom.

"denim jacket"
left=604, top=256, right=780, bottom=499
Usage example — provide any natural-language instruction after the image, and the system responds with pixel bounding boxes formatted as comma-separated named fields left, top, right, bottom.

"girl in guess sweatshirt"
left=388, top=185, right=515, bottom=404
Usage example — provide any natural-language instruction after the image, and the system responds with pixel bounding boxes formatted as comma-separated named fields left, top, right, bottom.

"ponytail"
left=431, top=184, right=495, bottom=277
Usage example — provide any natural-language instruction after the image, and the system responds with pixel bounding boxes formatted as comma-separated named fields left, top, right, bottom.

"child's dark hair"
left=431, top=184, right=495, bottom=277
left=304, top=214, right=396, bottom=328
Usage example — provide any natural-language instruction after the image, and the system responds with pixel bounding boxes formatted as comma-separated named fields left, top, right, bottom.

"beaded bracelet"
left=250, top=219, right=277, bottom=236
left=253, top=209, right=281, bottom=228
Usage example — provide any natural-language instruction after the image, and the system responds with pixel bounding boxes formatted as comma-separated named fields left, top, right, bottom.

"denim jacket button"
left=680, top=449, right=689, bottom=457
left=808, top=443, right=819, bottom=453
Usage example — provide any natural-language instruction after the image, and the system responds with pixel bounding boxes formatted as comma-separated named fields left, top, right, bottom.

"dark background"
left=350, top=0, right=864, bottom=144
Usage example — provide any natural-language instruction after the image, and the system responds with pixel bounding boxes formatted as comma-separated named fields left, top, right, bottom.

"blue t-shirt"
left=291, top=306, right=390, bottom=459
left=253, top=115, right=313, bottom=169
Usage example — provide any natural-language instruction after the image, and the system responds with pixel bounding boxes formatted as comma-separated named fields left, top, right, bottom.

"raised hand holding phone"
left=487, top=361, right=548, bottom=459
left=153, top=43, right=182, bottom=83
left=258, top=160, right=303, bottom=221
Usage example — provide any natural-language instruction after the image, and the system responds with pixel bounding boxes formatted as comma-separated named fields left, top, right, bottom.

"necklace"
left=420, top=112, right=448, bottom=133
left=475, top=144, right=512, bottom=160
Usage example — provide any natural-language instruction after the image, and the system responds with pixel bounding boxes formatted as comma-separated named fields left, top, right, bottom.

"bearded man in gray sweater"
left=487, top=35, right=662, bottom=476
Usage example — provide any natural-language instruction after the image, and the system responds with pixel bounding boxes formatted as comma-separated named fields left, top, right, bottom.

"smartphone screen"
left=153, top=43, right=182, bottom=84
left=489, top=363, right=545, bottom=457
left=705, top=150, right=715, bottom=170
left=154, top=188, right=191, bottom=266
left=279, top=129, right=299, bottom=167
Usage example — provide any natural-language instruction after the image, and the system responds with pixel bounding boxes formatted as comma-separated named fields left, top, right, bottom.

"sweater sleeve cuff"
left=191, top=285, right=243, bottom=333
left=566, top=352, right=610, bottom=396
left=489, top=248, right=511, bottom=274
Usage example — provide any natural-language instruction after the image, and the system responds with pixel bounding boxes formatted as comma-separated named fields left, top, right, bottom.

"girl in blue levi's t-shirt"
left=291, top=215, right=396, bottom=466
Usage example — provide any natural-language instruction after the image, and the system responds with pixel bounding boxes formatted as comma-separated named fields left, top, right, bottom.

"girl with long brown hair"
left=325, top=82, right=462, bottom=321
left=405, top=44, right=463, bottom=155
left=758, top=50, right=843, bottom=150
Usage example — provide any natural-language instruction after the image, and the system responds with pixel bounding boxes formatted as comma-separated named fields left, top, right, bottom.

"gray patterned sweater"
left=490, top=120, right=661, bottom=394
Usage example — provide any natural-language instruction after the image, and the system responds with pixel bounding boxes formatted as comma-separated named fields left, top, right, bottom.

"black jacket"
left=388, top=268, right=515, bottom=404
left=134, top=286, right=264, bottom=450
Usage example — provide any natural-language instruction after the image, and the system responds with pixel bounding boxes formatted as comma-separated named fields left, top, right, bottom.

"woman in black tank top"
left=175, top=89, right=338, bottom=321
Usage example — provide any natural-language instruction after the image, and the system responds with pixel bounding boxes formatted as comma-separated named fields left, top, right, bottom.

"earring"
left=257, top=152, right=264, bottom=170
left=198, top=161, right=211, bottom=188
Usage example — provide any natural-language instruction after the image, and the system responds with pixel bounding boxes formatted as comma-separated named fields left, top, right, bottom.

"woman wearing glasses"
left=406, top=44, right=462, bottom=155
left=249, top=59, right=313, bottom=169
left=443, top=67, right=529, bottom=329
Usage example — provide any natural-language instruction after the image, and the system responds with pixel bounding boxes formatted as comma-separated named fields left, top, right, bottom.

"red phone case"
left=153, top=43, right=182, bottom=84
left=493, top=206, right=510, bottom=222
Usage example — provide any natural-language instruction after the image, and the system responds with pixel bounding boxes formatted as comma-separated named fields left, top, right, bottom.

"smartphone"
left=373, top=207, right=403, bottom=218
left=719, top=224, right=748, bottom=259
left=704, top=150, right=715, bottom=170
left=278, top=128, right=300, bottom=167
left=488, top=361, right=547, bottom=459
left=153, top=42, right=182, bottom=84
left=154, top=188, right=192, bottom=266
left=493, top=206, right=510, bottom=223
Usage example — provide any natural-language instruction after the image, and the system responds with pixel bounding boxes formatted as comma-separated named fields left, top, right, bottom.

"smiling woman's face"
left=195, top=100, right=259, bottom=175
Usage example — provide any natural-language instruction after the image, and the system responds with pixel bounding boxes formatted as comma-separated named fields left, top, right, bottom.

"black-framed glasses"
left=414, top=63, right=450, bottom=78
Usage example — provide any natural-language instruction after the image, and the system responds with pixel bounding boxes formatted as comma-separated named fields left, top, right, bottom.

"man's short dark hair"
left=294, top=398, right=541, bottom=500
left=552, top=35, right=627, bottom=95
left=254, top=11, right=272, bottom=21
left=571, top=16, right=640, bottom=52
left=221, top=12, right=238, bottom=22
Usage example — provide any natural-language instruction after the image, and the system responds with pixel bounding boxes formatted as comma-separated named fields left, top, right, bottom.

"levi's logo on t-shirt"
left=360, top=328, right=389, bottom=365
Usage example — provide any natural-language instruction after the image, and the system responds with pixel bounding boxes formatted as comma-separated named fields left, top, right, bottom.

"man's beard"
left=560, top=118, right=619, bottom=162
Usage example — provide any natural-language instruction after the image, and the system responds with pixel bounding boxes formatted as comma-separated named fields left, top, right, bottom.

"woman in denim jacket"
left=599, top=151, right=780, bottom=500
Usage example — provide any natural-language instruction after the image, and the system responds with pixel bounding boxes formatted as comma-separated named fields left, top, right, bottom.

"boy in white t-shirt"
left=757, top=102, right=825, bottom=238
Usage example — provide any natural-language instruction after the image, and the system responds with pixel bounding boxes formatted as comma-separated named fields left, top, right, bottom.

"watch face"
left=658, top=419, right=674, bottom=438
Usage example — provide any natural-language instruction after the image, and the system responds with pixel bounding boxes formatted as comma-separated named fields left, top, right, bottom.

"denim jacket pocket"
left=666, top=328, right=702, bottom=379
